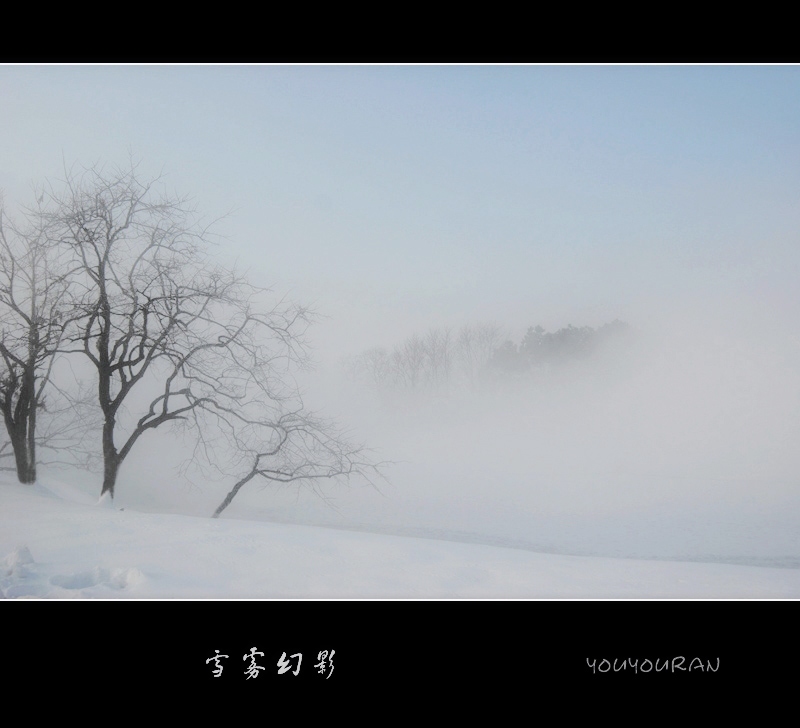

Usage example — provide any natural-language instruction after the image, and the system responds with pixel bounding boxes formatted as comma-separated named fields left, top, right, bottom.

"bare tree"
left=345, top=346, right=390, bottom=391
left=210, top=407, right=376, bottom=518
left=452, top=322, right=505, bottom=385
left=348, top=322, right=504, bottom=394
left=424, top=326, right=453, bottom=388
left=398, top=334, right=426, bottom=390
left=455, top=325, right=479, bottom=386
left=0, top=194, right=76, bottom=483
left=43, top=161, right=373, bottom=504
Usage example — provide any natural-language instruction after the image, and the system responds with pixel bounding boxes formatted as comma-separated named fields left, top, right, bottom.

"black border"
left=5, top=7, right=799, bottom=65
left=11, top=599, right=791, bottom=697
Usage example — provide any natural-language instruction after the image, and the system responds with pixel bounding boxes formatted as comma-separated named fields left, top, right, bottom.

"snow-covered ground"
left=3, top=472, right=799, bottom=598
left=4, top=317, right=800, bottom=599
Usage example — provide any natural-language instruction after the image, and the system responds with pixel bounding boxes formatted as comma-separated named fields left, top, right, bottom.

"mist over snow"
left=283, top=290, right=800, bottom=570
left=4, top=290, right=800, bottom=597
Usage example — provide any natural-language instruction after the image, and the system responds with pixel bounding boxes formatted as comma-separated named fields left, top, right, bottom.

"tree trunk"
left=11, top=432, right=35, bottom=484
left=212, top=467, right=257, bottom=518
left=101, top=421, right=119, bottom=498
left=3, top=405, right=36, bottom=484
left=101, top=456, right=119, bottom=498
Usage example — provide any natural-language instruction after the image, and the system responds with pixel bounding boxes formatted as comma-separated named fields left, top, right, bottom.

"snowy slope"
left=2, top=475, right=800, bottom=599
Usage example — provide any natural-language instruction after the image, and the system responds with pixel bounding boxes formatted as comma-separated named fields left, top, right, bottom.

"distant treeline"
left=346, top=320, right=632, bottom=392
left=492, top=320, right=631, bottom=374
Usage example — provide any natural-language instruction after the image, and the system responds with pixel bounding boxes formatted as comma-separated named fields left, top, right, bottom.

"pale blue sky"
left=2, top=64, right=798, bottom=356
